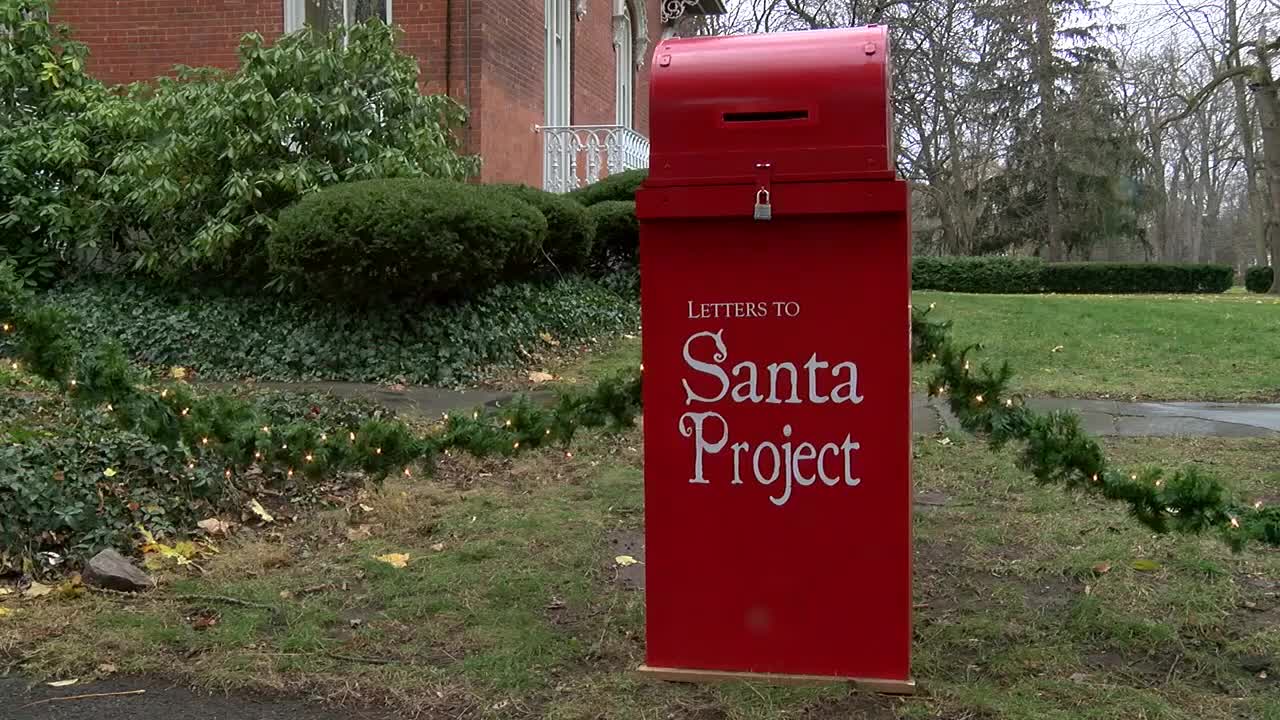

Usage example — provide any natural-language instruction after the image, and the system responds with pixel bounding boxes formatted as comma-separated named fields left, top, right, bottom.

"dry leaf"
left=1131, top=559, right=1161, bottom=572
left=23, top=582, right=52, bottom=599
left=0, top=608, right=14, bottom=618
left=374, top=553, right=410, bottom=568
left=47, top=679, right=78, bottom=687
left=539, top=332, right=560, bottom=346
left=614, top=555, right=639, bottom=567
left=247, top=498, right=275, bottom=523
left=191, top=615, right=218, bottom=631
left=97, top=663, right=118, bottom=675
left=1051, top=345, right=1065, bottom=353
left=169, top=366, right=187, bottom=379
left=103, top=467, right=118, bottom=478
left=358, top=504, right=374, bottom=513
left=346, top=525, right=373, bottom=541
left=430, top=542, right=445, bottom=552
left=0, top=587, right=12, bottom=596
left=528, top=370, right=555, bottom=384
left=197, top=518, right=233, bottom=536
left=936, top=437, right=952, bottom=446
left=1092, top=562, right=1112, bottom=576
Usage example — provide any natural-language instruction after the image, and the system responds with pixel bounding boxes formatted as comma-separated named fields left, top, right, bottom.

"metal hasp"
left=635, top=26, right=914, bottom=692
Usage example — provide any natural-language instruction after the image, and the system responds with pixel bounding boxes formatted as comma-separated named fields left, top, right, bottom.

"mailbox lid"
left=647, top=27, right=893, bottom=186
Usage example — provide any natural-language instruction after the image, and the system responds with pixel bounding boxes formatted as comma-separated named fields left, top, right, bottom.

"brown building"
left=51, top=0, right=725, bottom=189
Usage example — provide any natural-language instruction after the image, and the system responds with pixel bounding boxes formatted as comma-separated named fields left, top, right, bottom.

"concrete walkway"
left=215, top=381, right=1280, bottom=438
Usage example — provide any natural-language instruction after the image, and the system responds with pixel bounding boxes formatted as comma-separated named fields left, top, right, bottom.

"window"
left=613, top=3, right=634, bottom=127
left=285, top=0, right=391, bottom=34
left=545, top=0, right=571, bottom=126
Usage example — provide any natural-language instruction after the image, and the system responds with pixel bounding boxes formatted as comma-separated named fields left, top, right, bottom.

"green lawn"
left=915, top=291, right=1280, bottom=402
left=4, top=424, right=1278, bottom=719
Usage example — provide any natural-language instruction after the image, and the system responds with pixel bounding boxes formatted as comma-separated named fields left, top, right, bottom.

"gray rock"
left=83, top=549, right=155, bottom=592
left=1240, top=654, right=1273, bottom=674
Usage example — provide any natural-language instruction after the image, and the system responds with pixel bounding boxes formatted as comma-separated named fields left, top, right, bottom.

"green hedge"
left=268, top=179, right=546, bottom=303
left=491, top=184, right=596, bottom=273
left=1246, top=266, right=1275, bottom=293
left=22, top=277, right=638, bottom=387
left=568, top=168, right=647, bottom=206
left=912, top=257, right=1235, bottom=294
left=913, top=256, right=1044, bottom=293
left=1041, top=263, right=1233, bottom=294
left=587, top=201, right=639, bottom=268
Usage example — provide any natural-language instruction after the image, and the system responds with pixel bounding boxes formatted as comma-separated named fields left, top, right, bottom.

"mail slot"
left=637, top=26, right=914, bottom=691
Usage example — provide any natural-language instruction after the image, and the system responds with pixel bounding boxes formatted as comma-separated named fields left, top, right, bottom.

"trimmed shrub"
left=490, top=184, right=596, bottom=272
left=568, top=168, right=648, bottom=206
left=587, top=201, right=639, bottom=268
left=1041, top=263, right=1233, bottom=294
left=911, top=257, right=1234, bottom=294
left=1245, top=265, right=1275, bottom=293
left=267, top=179, right=547, bottom=303
left=35, top=276, right=639, bottom=387
left=912, top=256, right=1044, bottom=293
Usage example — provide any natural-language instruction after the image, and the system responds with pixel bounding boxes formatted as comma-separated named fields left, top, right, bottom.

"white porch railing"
left=540, top=125, right=650, bottom=193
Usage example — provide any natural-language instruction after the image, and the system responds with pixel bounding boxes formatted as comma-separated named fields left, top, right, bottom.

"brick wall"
left=54, top=0, right=662, bottom=188
left=52, top=0, right=283, bottom=85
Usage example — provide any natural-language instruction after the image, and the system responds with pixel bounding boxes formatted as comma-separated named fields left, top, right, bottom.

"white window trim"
left=545, top=0, right=572, bottom=126
left=283, top=0, right=392, bottom=34
left=613, top=5, right=633, bottom=128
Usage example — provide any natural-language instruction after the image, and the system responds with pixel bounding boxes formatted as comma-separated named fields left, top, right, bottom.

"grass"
left=915, top=290, right=1280, bottom=401
left=2, top=422, right=1278, bottom=718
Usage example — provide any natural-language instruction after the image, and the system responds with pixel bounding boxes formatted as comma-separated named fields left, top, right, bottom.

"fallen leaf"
left=346, top=525, right=373, bottom=541
left=0, top=608, right=14, bottom=618
left=197, top=518, right=233, bottom=536
left=191, top=615, right=218, bottom=631
left=279, top=590, right=293, bottom=600
left=0, top=587, right=11, bottom=596
left=430, top=542, right=445, bottom=552
left=614, top=555, right=639, bottom=567
left=23, top=582, right=52, bottom=599
left=247, top=498, right=274, bottom=523
left=1092, top=562, right=1112, bottom=576
left=103, top=467, right=117, bottom=478
left=1069, top=672, right=1088, bottom=683
left=1051, top=345, right=1065, bottom=353
left=47, top=679, right=78, bottom=687
left=169, top=366, right=187, bottom=379
left=97, top=663, right=117, bottom=674
left=547, top=596, right=566, bottom=610
left=1131, top=559, right=1161, bottom=572
left=539, top=332, right=560, bottom=347
left=936, top=437, right=952, bottom=446
left=374, top=553, right=409, bottom=568
left=358, top=504, right=374, bottom=513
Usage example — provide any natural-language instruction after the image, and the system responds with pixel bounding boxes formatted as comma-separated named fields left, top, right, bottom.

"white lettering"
left=679, top=412, right=728, bottom=484
left=766, top=362, right=801, bottom=404
left=830, top=362, right=864, bottom=404
left=682, top=330, right=729, bottom=405
left=793, top=442, right=817, bottom=486
left=804, top=353, right=829, bottom=404
left=731, top=361, right=763, bottom=403
left=818, top=443, right=841, bottom=486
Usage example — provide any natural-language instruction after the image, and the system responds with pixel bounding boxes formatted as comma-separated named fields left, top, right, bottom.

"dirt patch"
left=606, top=529, right=645, bottom=591
left=796, top=692, right=900, bottom=720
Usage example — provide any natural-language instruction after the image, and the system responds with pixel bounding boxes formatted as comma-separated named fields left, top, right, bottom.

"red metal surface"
left=638, top=27, right=912, bottom=682
left=647, top=26, right=893, bottom=187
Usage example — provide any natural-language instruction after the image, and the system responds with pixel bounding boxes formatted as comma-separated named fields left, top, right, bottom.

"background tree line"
left=680, top=0, right=1280, bottom=290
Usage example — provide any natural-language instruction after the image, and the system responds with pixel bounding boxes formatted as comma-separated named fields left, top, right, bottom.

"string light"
left=69, top=379, right=76, bottom=387
left=281, top=443, right=288, bottom=450
left=1255, top=500, right=1265, bottom=510
left=160, top=389, right=168, bottom=398
left=304, top=453, right=314, bottom=463
left=1, top=323, right=10, bottom=332
left=1155, top=478, right=1164, bottom=488
left=1230, top=516, right=1240, bottom=529
left=513, top=441, right=520, bottom=449
left=287, top=468, right=294, bottom=478
left=1005, top=398, right=1014, bottom=407
left=1131, top=474, right=1138, bottom=481
left=375, top=447, right=382, bottom=455
left=105, top=403, right=113, bottom=412
left=224, top=469, right=231, bottom=479
left=929, top=302, right=936, bottom=310
left=403, top=468, right=412, bottom=477
left=187, top=462, right=195, bottom=469
left=320, top=433, right=327, bottom=442
left=254, top=451, right=262, bottom=460
left=545, top=428, right=551, bottom=435
left=930, top=353, right=937, bottom=361
left=181, top=407, right=190, bottom=416
left=9, top=362, right=17, bottom=371
left=349, top=432, right=356, bottom=442
left=504, top=419, right=512, bottom=427
left=640, top=363, right=645, bottom=372
left=565, top=451, right=573, bottom=459
left=975, top=394, right=984, bottom=404
left=963, top=361, right=971, bottom=371
left=472, top=411, right=479, bottom=420
left=1091, top=474, right=1099, bottom=483
left=261, top=426, right=270, bottom=434
left=201, top=437, right=209, bottom=446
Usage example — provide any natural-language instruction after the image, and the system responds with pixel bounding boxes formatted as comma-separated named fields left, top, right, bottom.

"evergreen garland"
left=4, top=258, right=1278, bottom=551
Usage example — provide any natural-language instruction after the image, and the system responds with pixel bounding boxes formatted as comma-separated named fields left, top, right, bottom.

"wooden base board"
left=635, top=665, right=917, bottom=695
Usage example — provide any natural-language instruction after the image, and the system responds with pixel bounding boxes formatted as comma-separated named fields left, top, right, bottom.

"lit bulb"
left=472, top=411, right=479, bottom=420
left=930, top=353, right=937, bottom=361
left=201, top=437, right=209, bottom=445
left=403, top=468, right=412, bottom=477
left=106, top=403, right=114, bottom=412
left=187, top=462, right=195, bottom=469
left=975, top=394, right=984, bottom=403
left=254, top=451, right=262, bottom=460
left=305, top=454, right=313, bottom=463
left=505, top=419, right=512, bottom=427
left=181, top=407, right=190, bottom=416
left=320, top=433, right=327, bottom=442
left=565, top=451, right=573, bottom=459
left=287, top=468, right=294, bottom=478
left=640, top=363, right=645, bottom=372
left=69, top=379, right=77, bottom=387
left=929, top=302, right=936, bottom=310
left=9, top=362, right=17, bottom=371
left=963, top=361, right=971, bottom=371
left=1255, top=500, right=1265, bottom=510
left=545, top=428, right=551, bottom=435
left=261, top=426, right=270, bottom=433
left=1005, top=398, right=1013, bottom=407
left=1091, top=474, right=1099, bottom=483
left=1, top=323, right=9, bottom=332
left=281, top=444, right=288, bottom=450
left=161, top=389, right=168, bottom=398
left=1230, top=516, right=1240, bottom=529
left=1155, top=479, right=1164, bottom=487
left=224, top=469, right=232, bottom=479
left=349, top=432, right=356, bottom=442
left=513, top=441, right=520, bottom=449
left=375, top=447, right=382, bottom=455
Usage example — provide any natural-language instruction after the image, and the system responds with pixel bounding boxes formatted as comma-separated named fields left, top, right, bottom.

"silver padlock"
left=753, top=188, right=772, bottom=221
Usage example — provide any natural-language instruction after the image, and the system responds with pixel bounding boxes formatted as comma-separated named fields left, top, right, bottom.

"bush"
left=1041, top=263, right=1234, bottom=294
left=568, top=168, right=648, bottom=206
left=268, top=179, right=547, bottom=303
left=38, top=276, right=639, bottom=387
left=490, top=184, right=596, bottom=273
left=1245, top=266, right=1275, bottom=293
left=911, top=257, right=1235, bottom=294
left=912, top=256, right=1044, bottom=293
left=588, top=201, right=639, bottom=269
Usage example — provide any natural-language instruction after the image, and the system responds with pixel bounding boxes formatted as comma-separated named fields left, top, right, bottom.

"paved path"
left=216, top=381, right=1280, bottom=438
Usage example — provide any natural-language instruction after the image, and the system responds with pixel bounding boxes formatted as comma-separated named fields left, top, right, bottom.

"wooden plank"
left=634, top=665, right=917, bottom=695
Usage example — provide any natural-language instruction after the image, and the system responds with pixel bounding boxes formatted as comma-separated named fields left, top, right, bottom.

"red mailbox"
left=637, top=27, right=913, bottom=691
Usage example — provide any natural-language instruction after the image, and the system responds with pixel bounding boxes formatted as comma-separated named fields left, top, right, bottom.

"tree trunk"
left=1228, top=0, right=1268, bottom=267
left=1032, top=0, right=1062, bottom=261
left=1252, top=35, right=1280, bottom=293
